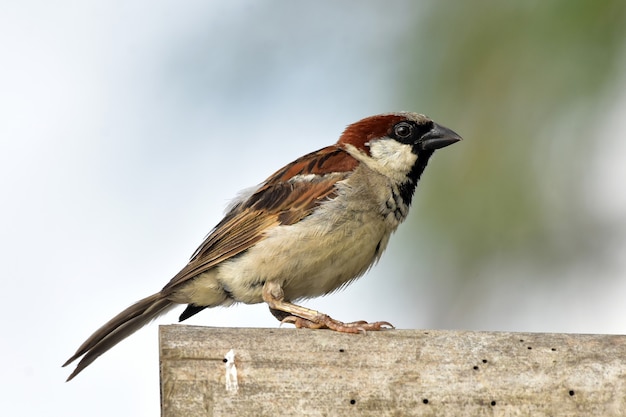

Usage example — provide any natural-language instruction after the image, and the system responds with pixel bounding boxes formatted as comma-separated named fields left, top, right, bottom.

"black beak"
left=419, top=123, right=462, bottom=151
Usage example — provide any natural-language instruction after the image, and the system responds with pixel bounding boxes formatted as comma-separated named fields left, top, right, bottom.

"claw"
left=280, top=314, right=394, bottom=334
left=281, top=315, right=325, bottom=329
left=278, top=316, right=295, bottom=328
left=263, top=281, right=394, bottom=334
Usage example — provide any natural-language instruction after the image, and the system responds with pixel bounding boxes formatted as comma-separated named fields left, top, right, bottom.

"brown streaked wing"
left=161, top=210, right=278, bottom=293
left=161, top=145, right=359, bottom=293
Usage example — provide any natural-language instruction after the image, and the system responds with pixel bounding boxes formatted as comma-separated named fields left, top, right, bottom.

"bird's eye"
left=394, top=122, right=413, bottom=139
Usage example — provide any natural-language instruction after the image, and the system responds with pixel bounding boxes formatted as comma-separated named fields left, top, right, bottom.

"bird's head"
left=338, top=112, right=462, bottom=184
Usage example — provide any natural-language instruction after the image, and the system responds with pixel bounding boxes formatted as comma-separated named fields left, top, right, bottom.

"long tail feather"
left=63, top=292, right=174, bottom=381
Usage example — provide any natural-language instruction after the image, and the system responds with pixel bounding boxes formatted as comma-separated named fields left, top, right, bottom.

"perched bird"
left=63, top=112, right=461, bottom=381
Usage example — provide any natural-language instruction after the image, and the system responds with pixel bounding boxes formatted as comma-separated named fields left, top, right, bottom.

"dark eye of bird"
left=394, top=122, right=413, bottom=139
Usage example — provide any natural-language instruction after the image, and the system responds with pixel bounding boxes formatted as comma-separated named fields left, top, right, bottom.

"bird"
left=63, top=112, right=461, bottom=381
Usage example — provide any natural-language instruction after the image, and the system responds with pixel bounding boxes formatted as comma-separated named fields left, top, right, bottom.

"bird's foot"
left=263, top=281, right=394, bottom=334
left=281, top=314, right=394, bottom=334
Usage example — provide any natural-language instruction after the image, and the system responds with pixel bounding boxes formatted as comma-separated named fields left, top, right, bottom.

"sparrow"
left=63, top=112, right=461, bottom=381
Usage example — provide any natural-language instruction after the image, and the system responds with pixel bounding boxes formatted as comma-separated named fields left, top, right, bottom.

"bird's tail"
left=62, top=292, right=174, bottom=381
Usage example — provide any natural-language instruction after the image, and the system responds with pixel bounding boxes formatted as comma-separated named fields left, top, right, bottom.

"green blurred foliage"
left=400, top=1, right=626, bottom=276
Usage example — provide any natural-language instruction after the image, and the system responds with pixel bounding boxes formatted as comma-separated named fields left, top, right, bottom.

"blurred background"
left=1, top=1, right=625, bottom=415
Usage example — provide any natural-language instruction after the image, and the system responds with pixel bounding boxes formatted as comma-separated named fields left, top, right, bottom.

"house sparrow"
left=63, top=112, right=461, bottom=381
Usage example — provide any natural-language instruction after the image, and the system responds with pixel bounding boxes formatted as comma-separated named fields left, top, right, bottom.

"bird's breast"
left=215, top=194, right=394, bottom=304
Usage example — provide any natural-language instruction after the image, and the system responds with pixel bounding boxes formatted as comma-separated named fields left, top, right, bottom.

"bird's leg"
left=262, top=281, right=394, bottom=334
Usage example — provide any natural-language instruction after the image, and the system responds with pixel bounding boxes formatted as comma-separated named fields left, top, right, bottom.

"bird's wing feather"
left=161, top=145, right=358, bottom=292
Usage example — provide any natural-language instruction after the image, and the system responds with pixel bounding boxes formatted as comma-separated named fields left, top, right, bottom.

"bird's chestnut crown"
left=337, top=112, right=458, bottom=156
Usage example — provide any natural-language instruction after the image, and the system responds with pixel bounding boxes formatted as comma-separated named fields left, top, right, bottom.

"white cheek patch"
left=366, top=139, right=418, bottom=181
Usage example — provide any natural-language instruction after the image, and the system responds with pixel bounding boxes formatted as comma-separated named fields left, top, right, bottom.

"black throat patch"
left=396, top=150, right=434, bottom=207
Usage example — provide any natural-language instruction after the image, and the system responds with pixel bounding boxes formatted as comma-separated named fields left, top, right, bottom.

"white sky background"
left=1, top=2, right=626, bottom=416
left=0, top=2, right=415, bottom=416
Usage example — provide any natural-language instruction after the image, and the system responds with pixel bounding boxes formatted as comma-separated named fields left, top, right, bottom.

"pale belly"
left=214, top=209, right=392, bottom=304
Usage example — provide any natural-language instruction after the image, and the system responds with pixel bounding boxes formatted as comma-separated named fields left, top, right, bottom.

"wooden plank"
left=159, top=325, right=626, bottom=416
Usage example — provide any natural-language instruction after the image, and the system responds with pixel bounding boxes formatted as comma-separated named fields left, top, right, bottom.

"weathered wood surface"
left=159, top=325, right=626, bottom=416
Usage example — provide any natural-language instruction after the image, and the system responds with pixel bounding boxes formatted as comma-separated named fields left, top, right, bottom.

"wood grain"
left=160, top=325, right=626, bottom=416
